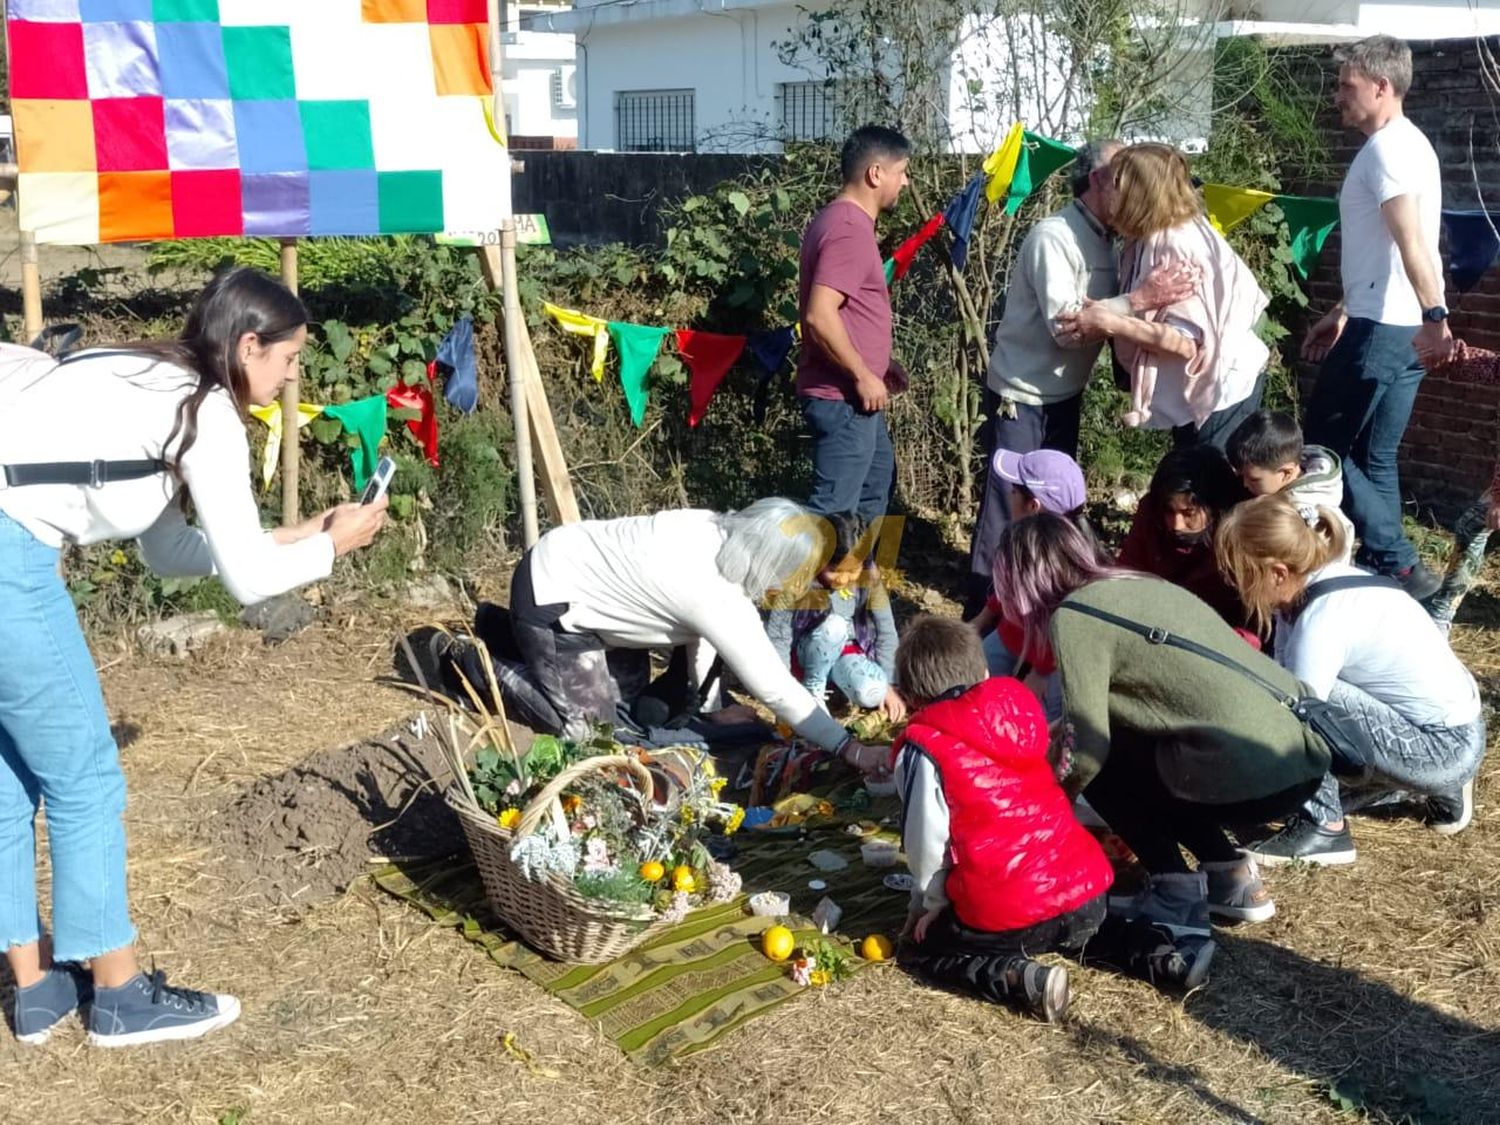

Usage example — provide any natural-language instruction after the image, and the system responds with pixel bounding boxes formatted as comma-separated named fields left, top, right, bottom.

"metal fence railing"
left=615, top=89, right=696, bottom=152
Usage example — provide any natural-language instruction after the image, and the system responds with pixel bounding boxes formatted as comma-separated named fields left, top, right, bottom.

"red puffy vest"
left=894, top=677, right=1113, bottom=932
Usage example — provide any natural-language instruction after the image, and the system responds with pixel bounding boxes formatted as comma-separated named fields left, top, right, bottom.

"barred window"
left=615, top=89, right=696, bottom=153
left=777, top=81, right=840, bottom=143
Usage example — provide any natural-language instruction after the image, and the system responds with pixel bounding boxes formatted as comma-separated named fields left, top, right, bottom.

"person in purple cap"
left=968, top=449, right=1100, bottom=699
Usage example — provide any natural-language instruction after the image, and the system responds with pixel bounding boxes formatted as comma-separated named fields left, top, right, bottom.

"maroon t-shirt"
left=795, top=198, right=894, bottom=401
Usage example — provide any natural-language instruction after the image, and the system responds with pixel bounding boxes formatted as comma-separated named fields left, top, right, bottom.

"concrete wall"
left=502, top=31, right=579, bottom=143
left=1280, top=36, right=1500, bottom=516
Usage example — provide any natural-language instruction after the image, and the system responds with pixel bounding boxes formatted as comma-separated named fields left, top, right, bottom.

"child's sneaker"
left=12, top=963, right=92, bottom=1045
left=1107, top=871, right=1212, bottom=937
left=1201, top=858, right=1276, bottom=923
left=1005, top=956, right=1069, bottom=1023
left=88, top=971, right=240, bottom=1048
left=1147, top=931, right=1216, bottom=992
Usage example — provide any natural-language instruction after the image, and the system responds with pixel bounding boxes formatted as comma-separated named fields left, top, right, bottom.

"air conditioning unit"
left=551, top=66, right=578, bottom=111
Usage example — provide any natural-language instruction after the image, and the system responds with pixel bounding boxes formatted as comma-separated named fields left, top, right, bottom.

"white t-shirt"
left=1338, top=116, right=1443, bottom=325
left=1276, top=562, right=1480, bottom=728
left=528, top=509, right=850, bottom=752
left=0, top=350, right=333, bottom=605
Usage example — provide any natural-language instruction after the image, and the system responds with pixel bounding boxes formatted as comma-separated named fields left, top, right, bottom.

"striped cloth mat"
left=373, top=831, right=909, bottom=1064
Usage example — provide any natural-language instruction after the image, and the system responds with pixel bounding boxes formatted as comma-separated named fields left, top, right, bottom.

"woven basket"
left=447, top=754, right=677, bottom=963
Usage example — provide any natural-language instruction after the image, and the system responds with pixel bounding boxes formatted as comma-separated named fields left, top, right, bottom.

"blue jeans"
left=0, top=511, right=135, bottom=962
left=800, top=397, right=895, bottom=524
left=1304, top=319, right=1424, bottom=574
left=795, top=615, right=888, bottom=709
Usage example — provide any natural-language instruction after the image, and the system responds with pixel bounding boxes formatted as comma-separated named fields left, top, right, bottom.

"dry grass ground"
left=2, top=566, right=1499, bottom=1125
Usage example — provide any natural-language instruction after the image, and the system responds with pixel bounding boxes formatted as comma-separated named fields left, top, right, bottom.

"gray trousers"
left=1305, top=679, right=1487, bottom=823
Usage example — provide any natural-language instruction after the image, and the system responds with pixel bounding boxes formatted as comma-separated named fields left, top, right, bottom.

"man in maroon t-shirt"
left=797, top=125, right=911, bottom=525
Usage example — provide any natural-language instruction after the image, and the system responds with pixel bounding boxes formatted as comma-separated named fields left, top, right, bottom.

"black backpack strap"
left=2, top=459, right=168, bottom=489
left=1301, top=574, right=1403, bottom=605
left=1054, top=600, right=1297, bottom=707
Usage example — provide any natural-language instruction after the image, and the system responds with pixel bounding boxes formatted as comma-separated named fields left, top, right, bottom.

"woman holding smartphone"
left=0, top=268, right=386, bottom=1047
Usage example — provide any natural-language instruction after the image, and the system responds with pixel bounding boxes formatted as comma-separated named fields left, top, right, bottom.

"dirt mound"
left=210, top=715, right=467, bottom=909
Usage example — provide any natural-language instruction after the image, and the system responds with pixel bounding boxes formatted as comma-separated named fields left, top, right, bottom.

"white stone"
left=136, top=612, right=227, bottom=657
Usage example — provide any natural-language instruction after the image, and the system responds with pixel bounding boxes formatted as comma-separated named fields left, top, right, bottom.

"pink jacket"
left=1117, top=216, right=1269, bottom=429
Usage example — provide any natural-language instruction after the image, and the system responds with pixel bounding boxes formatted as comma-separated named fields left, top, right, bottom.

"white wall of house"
left=502, top=30, right=580, bottom=141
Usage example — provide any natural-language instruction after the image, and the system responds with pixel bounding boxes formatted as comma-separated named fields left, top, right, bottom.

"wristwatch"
left=1423, top=305, right=1449, bottom=323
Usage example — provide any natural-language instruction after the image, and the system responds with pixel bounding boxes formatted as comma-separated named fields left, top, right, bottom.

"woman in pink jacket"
left=1059, top=143, right=1269, bottom=452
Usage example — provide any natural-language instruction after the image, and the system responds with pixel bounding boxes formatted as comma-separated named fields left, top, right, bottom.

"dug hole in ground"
left=2, top=571, right=1499, bottom=1125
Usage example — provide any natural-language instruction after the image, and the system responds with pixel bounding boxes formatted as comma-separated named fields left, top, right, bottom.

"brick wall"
left=1274, top=37, right=1500, bottom=518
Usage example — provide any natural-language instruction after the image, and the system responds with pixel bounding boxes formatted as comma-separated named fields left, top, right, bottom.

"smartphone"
left=360, top=456, right=396, bottom=505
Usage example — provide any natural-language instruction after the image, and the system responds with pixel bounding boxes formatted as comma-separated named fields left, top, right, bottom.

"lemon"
left=639, top=860, right=666, bottom=883
left=762, top=925, right=795, bottom=962
left=860, top=934, right=893, bottom=961
left=671, top=865, right=697, bottom=893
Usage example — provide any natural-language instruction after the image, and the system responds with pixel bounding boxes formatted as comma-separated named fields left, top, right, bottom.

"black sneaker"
left=1240, top=816, right=1357, bottom=867
left=1147, top=930, right=1216, bottom=992
left=1428, top=778, right=1475, bottom=836
left=1395, top=562, right=1443, bottom=603
left=1005, top=956, right=1069, bottom=1023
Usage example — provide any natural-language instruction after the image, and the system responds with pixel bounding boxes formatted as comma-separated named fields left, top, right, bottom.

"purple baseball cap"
left=991, top=448, right=1087, bottom=514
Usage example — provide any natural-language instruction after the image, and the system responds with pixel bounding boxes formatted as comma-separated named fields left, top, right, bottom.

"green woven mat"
left=373, top=831, right=908, bottom=1064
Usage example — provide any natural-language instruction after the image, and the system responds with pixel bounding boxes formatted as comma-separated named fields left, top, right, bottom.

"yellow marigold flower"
left=110, top=549, right=128, bottom=566
left=710, top=777, right=727, bottom=795
left=725, top=807, right=746, bottom=835
left=808, top=969, right=831, bottom=988
left=497, top=808, right=521, bottom=830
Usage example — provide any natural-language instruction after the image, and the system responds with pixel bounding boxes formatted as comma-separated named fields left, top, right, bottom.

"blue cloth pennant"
left=436, top=315, right=479, bottom=413
left=943, top=173, right=986, bottom=272
left=1442, top=210, right=1500, bottom=293
left=747, top=326, right=796, bottom=425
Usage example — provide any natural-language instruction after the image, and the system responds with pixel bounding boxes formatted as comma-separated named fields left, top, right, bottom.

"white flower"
left=583, top=837, right=614, bottom=874
left=791, top=956, right=817, bottom=987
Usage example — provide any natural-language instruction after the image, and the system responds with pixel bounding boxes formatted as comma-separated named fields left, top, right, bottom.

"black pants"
left=1170, top=370, right=1266, bottom=452
left=900, top=896, right=1174, bottom=1005
left=965, top=388, right=1084, bottom=609
left=1082, top=738, right=1321, bottom=874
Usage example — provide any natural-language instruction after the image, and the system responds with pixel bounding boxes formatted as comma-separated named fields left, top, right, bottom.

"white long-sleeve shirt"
left=0, top=350, right=333, bottom=605
left=894, top=744, right=950, bottom=915
left=528, top=509, right=851, bottom=751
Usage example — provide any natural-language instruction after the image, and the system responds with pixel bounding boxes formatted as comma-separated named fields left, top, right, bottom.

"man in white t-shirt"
left=1301, top=35, right=1453, bottom=602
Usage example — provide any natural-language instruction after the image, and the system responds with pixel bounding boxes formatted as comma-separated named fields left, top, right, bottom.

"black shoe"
left=1394, top=562, right=1442, bottom=603
left=1240, top=815, right=1357, bottom=867
left=1147, top=930, right=1216, bottom=992
left=428, top=631, right=478, bottom=705
left=1428, top=778, right=1475, bottom=836
left=1005, top=956, right=1069, bottom=1023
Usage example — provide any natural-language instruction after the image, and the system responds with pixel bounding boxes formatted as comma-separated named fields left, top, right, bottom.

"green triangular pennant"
left=883, top=257, right=896, bottom=286
left=321, top=393, right=388, bottom=490
left=606, top=322, right=670, bottom=427
left=1004, top=132, right=1078, bottom=216
left=1274, top=195, right=1340, bottom=279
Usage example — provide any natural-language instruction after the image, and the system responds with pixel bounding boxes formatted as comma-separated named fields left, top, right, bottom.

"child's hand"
left=880, top=687, right=907, bottom=724
left=912, top=907, right=943, bottom=944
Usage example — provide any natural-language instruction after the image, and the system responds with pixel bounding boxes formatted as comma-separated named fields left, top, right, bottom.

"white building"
left=499, top=0, right=580, bottom=146
left=526, top=0, right=1500, bottom=154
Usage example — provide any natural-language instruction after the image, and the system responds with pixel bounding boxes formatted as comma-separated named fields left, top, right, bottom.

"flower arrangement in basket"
left=406, top=628, right=744, bottom=963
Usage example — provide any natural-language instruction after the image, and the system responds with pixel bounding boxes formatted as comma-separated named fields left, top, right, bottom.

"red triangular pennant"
left=891, top=213, right=945, bottom=280
left=677, top=329, right=748, bottom=427
left=387, top=382, right=439, bottom=466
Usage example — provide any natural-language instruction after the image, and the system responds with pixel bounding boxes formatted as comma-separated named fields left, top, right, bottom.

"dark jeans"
left=1304, top=319, right=1424, bottom=574
left=1082, top=737, right=1321, bottom=874
left=800, top=396, right=895, bottom=524
left=900, top=895, right=1175, bottom=1005
left=966, top=389, right=1084, bottom=601
left=1171, top=370, right=1267, bottom=452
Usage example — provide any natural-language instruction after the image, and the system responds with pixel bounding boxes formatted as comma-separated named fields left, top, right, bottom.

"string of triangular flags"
left=249, top=316, right=480, bottom=490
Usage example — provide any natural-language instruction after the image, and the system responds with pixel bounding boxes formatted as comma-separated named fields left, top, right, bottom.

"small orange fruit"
left=671, top=865, right=697, bottom=893
left=639, top=860, right=666, bottom=883
left=860, top=934, right=893, bottom=961
left=762, top=925, right=795, bottom=962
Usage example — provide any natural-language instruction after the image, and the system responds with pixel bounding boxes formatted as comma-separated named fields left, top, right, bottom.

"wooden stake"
left=279, top=237, right=300, bottom=524
left=20, top=228, right=43, bottom=345
left=499, top=225, right=540, bottom=547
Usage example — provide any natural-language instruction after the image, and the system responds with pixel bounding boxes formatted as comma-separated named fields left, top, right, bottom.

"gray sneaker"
left=1202, top=858, right=1277, bottom=924
left=1146, top=928, right=1217, bottom=992
left=88, top=971, right=240, bottom=1048
left=13, top=963, right=92, bottom=1045
left=1107, top=871, right=1212, bottom=937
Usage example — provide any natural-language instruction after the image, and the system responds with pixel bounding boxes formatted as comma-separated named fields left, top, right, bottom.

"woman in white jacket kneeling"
left=0, top=268, right=387, bottom=1047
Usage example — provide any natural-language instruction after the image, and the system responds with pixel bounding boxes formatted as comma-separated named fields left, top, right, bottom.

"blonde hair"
left=1109, top=143, right=1202, bottom=240
left=1214, top=493, right=1349, bottom=634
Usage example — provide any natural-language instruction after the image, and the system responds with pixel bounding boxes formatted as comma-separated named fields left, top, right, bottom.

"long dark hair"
left=128, top=267, right=307, bottom=466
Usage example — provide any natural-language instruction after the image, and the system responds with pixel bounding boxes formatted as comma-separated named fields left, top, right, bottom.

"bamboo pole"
left=20, top=228, right=43, bottom=345
left=488, top=0, right=540, bottom=547
left=279, top=238, right=300, bottom=523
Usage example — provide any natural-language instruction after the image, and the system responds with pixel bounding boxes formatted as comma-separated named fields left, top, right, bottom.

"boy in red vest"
left=892, top=616, right=1215, bottom=1021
